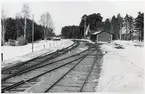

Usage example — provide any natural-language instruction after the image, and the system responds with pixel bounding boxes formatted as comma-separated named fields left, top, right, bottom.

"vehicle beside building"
left=53, top=37, right=61, bottom=41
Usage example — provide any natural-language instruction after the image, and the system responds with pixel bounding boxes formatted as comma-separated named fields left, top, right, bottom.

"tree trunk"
left=1, top=18, right=4, bottom=44
left=2, top=22, right=5, bottom=44
left=24, top=17, right=27, bottom=39
left=44, top=27, right=46, bottom=40
left=129, top=30, right=132, bottom=40
left=119, top=26, right=121, bottom=40
left=125, top=25, right=127, bottom=40
left=141, top=30, right=143, bottom=41
left=139, top=30, right=140, bottom=41
left=130, top=31, right=132, bottom=40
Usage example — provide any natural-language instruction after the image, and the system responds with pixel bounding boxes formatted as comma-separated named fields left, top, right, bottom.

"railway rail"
left=44, top=47, right=98, bottom=92
left=2, top=47, right=94, bottom=93
left=2, top=40, right=79, bottom=81
left=2, top=41, right=102, bottom=93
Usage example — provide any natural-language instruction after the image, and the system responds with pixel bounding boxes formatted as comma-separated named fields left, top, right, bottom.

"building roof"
left=91, top=30, right=113, bottom=35
left=92, top=31, right=102, bottom=35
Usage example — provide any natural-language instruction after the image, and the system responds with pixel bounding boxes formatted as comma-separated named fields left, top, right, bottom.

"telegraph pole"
left=32, top=14, right=34, bottom=52
left=83, top=15, right=87, bottom=38
left=84, top=18, right=86, bottom=38
left=24, top=17, right=27, bottom=39
left=46, top=12, right=49, bottom=41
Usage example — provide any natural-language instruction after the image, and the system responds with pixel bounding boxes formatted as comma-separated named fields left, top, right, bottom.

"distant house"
left=90, top=30, right=113, bottom=43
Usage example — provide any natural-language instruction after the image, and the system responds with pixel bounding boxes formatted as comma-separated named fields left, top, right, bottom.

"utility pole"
left=24, top=17, right=27, bottom=39
left=120, top=29, right=122, bottom=40
left=2, top=9, right=6, bottom=45
left=32, top=14, right=34, bottom=52
left=84, top=16, right=87, bottom=38
left=2, top=21, right=5, bottom=44
left=119, top=24, right=122, bottom=40
left=43, top=23, right=46, bottom=40
left=46, top=13, right=49, bottom=41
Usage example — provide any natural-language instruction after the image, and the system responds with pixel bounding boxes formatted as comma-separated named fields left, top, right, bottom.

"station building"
left=89, top=30, right=113, bottom=43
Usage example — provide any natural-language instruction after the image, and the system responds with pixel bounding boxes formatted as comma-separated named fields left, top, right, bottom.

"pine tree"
left=117, top=14, right=123, bottom=40
left=111, top=15, right=119, bottom=40
left=123, top=14, right=130, bottom=40
left=104, top=18, right=111, bottom=33
left=128, top=16, right=134, bottom=40
left=135, top=12, right=144, bottom=41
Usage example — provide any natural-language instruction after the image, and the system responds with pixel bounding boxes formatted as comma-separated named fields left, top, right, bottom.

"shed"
left=90, top=31, right=112, bottom=43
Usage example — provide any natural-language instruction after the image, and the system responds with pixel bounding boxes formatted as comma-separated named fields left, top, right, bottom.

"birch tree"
left=22, top=4, right=30, bottom=39
left=117, top=14, right=123, bottom=40
left=1, top=9, right=8, bottom=44
left=135, top=12, right=144, bottom=41
left=40, top=12, right=54, bottom=39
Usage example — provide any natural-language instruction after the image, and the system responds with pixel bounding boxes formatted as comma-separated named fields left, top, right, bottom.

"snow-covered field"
left=96, top=40, right=144, bottom=93
left=1, top=39, right=73, bottom=68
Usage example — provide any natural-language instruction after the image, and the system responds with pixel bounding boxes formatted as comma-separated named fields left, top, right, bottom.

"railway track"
left=1, top=40, right=96, bottom=93
left=2, top=47, right=95, bottom=93
left=44, top=47, right=98, bottom=92
left=2, top=40, right=79, bottom=81
left=2, top=41, right=102, bottom=93
left=44, top=44, right=102, bottom=92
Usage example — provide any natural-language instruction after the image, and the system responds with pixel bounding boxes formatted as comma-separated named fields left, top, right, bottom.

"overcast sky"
left=1, top=0, right=144, bottom=35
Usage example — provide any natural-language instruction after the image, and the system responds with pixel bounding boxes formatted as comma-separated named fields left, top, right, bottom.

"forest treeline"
left=1, top=4, right=144, bottom=46
left=1, top=17, right=55, bottom=42
left=1, top=4, right=55, bottom=46
left=61, top=12, right=144, bottom=41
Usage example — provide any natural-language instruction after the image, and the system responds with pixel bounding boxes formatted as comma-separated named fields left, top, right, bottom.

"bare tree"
left=22, top=4, right=30, bottom=39
left=117, top=14, right=123, bottom=40
left=15, top=12, right=23, bottom=38
left=124, top=14, right=130, bottom=40
left=1, top=9, right=7, bottom=44
left=40, top=14, right=46, bottom=40
left=128, top=16, right=135, bottom=40
left=40, top=12, right=54, bottom=39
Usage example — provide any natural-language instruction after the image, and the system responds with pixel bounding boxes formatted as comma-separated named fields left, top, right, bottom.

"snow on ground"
left=96, top=40, right=144, bottom=93
left=73, top=39, right=95, bottom=44
left=1, top=39, right=73, bottom=68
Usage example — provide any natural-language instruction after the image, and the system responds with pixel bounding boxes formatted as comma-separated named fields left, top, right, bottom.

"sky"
left=1, top=0, right=145, bottom=35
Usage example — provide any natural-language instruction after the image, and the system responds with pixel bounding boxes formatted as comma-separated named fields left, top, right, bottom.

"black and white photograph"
left=1, top=0, right=144, bottom=93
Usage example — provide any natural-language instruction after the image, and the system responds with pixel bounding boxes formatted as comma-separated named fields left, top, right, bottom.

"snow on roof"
left=92, top=31, right=102, bottom=35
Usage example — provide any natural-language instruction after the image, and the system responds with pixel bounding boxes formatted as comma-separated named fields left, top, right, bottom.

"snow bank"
left=96, top=40, right=144, bottom=92
left=1, top=39, right=73, bottom=61
left=1, top=39, right=73, bottom=68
